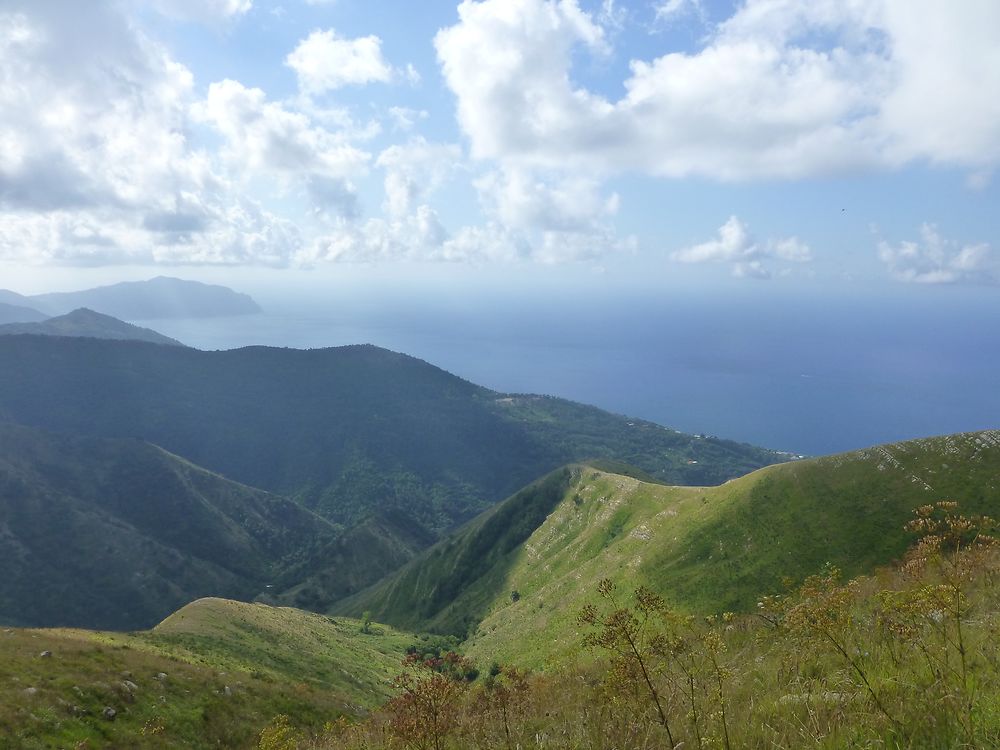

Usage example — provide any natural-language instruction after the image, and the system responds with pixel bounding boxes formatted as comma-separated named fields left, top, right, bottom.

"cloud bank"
left=0, top=0, right=997, bottom=273
left=435, top=0, right=1000, bottom=180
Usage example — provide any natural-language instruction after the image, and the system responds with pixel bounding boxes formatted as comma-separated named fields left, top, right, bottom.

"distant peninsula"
left=0, top=277, right=261, bottom=320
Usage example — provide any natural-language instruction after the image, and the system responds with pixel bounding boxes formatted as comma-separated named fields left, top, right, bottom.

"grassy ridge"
left=338, top=431, right=1000, bottom=668
left=0, top=599, right=413, bottom=749
left=327, top=523, right=1000, bottom=750
left=329, top=468, right=576, bottom=635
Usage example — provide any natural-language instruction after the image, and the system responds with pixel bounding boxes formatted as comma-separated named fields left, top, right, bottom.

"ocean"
left=134, top=283, right=1000, bottom=457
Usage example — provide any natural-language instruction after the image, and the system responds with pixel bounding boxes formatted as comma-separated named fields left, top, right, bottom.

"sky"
left=0, top=0, right=998, bottom=295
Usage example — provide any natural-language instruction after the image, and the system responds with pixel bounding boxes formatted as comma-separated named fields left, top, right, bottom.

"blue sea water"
left=135, top=284, right=1000, bottom=457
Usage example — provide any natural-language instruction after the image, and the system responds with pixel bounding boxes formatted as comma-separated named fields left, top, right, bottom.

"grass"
left=5, top=430, right=999, bottom=747
left=339, top=430, right=1000, bottom=669
left=323, top=502, right=1000, bottom=750
left=0, top=598, right=415, bottom=748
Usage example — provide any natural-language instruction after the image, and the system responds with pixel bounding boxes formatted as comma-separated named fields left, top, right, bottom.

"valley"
left=0, top=336, right=783, bottom=630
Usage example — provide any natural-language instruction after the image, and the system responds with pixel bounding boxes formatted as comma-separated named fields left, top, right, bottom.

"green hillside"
left=0, top=422, right=345, bottom=630
left=0, top=337, right=783, bottom=538
left=0, top=598, right=413, bottom=749
left=337, top=430, right=1000, bottom=668
left=316, top=468, right=576, bottom=633
left=0, top=308, right=184, bottom=346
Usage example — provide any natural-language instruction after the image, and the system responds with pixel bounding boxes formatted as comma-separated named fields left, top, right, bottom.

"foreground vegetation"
left=306, top=502, right=1000, bottom=749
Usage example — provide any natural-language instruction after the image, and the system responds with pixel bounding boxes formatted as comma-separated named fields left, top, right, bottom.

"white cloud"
left=286, top=29, right=393, bottom=94
left=148, top=0, right=252, bottom=23
left=475, top=169, right=615, bottom=233
left=387, top=106, right=428, bottom=131
left=732, top=260, right=771, bottom=280
left=0, top=1, right=319, bottom=267
left=472, top=168, right=631, bottom=262
left=375, top=138, right=461, bottom=219
left=0, top=0, right=644, bottom=269
left=654, top=0, right=703, bottom=25
left=193, top=79, right=369, bottom=217
left=299, top=161, right=633, bottom=266
left=435, top=0, right=1000, bottom=180
left=672, top=216, right=755, bottom=264
left=671, top=216, right=812, bottom=279
left=441, top=223, right=531, bottom=263
left=153, top=199, right=303, bottom=266
left=878, top=224, right=995, bottom=284
left=769, top=236, right=812, bottom=263
left=0, top=3, right=203, bottom=212
left=303, top=206, right=449, bottom=264
left=0, top=194, right=304, bottom=268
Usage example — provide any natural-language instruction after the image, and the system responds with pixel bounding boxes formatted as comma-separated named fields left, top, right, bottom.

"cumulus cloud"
left=671, top=216, right=812, bottom=279
left=0, top=1, right=321, bottom=266
left=196, top=79, right=369, bottom=178
left=435, top=0, right=1000, bottom=180
left=475, top=169, right=616, bottom=233
left=439, top=223, right=531, bottom=263
left=375, top=138, right=462, bottom=219
left=878, top=224, right=995, bottom=284
left=308, top=152, right=632, bottom=265
left=192, top=79, right=369, bottom=219
left=303, top=206, right=450, bottom=264
left=0, top=3, right=202, bottom=212
left=298, top=157, right=635, bottom=266
left=472, top=168, right=633, bottom=263
left=286, top=29, right=394, bottom=94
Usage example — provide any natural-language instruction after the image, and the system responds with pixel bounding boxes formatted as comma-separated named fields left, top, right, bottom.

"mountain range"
left=1, top=312, right=996, bottom=747
left=0, top=335, right=784, bottom=629
left=0, top=302, right=48, bottom=325
left=2, top=429, right=997, bottom=748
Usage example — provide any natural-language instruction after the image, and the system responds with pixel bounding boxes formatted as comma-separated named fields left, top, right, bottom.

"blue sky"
left=0, top=0, right=998, bottom=294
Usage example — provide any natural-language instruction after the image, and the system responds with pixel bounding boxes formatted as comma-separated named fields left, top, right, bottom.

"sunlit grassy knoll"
left=0, top=598, right=413, bottom=749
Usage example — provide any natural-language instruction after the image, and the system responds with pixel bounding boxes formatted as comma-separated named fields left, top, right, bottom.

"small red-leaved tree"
left=385, top=651, right=474, bottom=750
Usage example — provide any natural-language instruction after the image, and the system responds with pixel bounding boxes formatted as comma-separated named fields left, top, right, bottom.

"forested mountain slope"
left=0, top=336, right=784, bottom=539
left=0, top=423, right=342, bottom=629
left=0, top=308, right=183, bottom=346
